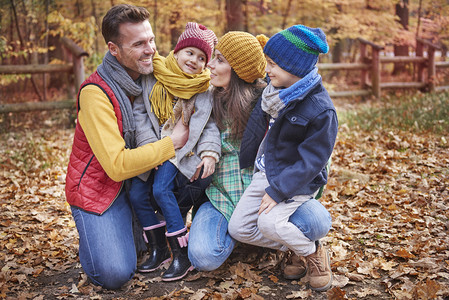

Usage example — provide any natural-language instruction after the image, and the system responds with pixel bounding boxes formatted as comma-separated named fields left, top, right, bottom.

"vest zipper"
left=99, top=181, right=124, bottom=215
left=77, top=155, right=95, bottom=190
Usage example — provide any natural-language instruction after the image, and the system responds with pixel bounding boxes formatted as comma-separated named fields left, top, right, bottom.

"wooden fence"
left=1, top=37, right=448, bottom=114
left=0, top=37, right=88, bottom=113
left=319, top=37, right=449, bottom=98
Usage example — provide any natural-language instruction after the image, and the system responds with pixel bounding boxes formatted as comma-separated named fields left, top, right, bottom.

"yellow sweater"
left=78, top=85, right=175, bottom=182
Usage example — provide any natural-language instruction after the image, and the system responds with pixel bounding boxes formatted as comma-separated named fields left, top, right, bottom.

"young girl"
left=187, top=31, right=268, bottom=271
left=131, top=22, right=220, bottom=281
left=228, top=25, right=338, bottom=292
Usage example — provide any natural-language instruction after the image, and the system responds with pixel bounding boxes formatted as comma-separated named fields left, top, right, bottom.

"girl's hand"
left=258, top=193, right=277, bottom=215
left=190, top=156, right=216, bottom=182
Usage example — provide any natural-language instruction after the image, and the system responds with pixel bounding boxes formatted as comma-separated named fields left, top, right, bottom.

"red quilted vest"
left=65, top=71, right=124, bottom=215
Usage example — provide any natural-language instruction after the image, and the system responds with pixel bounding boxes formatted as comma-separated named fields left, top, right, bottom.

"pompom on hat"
left=263, top=25, right=329, bottom=78
left=174, top=22, right=218, bottom=63
left=215, top=31, right=267, bottom=83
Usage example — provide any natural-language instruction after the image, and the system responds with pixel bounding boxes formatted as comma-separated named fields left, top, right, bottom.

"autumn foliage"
left=1, top=91, right=449, bottom=299
left=1, top=0, right=449, bottom=299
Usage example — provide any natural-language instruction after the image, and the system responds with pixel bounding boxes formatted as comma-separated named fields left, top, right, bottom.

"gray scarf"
left=262, top=67, right=321, bottom=118
left=97, top=51, right=142, bottom=148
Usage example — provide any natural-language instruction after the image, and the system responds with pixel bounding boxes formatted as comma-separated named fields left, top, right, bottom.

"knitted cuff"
left=200, top=151, right=220, bottom=163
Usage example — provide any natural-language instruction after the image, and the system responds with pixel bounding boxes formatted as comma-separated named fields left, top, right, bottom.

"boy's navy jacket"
left=240, top=79, right=338, bottom=203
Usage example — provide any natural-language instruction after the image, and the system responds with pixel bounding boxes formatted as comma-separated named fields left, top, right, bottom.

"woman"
left=187, top=31, right=267, bottom=270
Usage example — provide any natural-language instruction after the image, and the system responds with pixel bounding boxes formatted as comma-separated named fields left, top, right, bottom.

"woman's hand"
left=190, top=156, right=216, bottom=182
left=258, top=193, right=277, bottom=215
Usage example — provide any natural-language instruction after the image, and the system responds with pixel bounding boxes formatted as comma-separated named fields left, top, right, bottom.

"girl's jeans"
left=128, top=176, right=160, bottom=228
left=71, top=189, right=136, bottom=290
left=129, top=164, right=212, bottom=229
left=152, top=161, right=185, bottom=233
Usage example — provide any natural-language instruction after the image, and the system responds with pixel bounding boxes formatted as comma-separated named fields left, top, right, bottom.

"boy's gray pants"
left=228, top=171, right=316, bottom=256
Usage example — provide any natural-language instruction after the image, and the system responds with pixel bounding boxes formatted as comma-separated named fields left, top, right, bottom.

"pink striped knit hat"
left=174, top=22, right=218, bottom=63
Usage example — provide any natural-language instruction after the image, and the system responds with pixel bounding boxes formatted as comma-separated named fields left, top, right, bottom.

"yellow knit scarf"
left=150, top=51, right=211, bottom=124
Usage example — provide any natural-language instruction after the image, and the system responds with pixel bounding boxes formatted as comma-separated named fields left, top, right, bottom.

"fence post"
left=360, top=42, right=368, bottom=88
left=428, top=45, right=436, bottom=92
left=416, top=39, right=424, bottom=84
left=60, top=37, right=89, bottom=93
left=417, top=37, right=441, bottom=93
left=73, top=56, right=85, bottom=92
left=372, top=47, right=381, bottom=98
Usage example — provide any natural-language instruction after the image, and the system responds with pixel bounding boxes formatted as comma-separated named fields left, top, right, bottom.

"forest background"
left=1, top=0, right=449, bottom=98
left=1, top=1, right=449, bottom=300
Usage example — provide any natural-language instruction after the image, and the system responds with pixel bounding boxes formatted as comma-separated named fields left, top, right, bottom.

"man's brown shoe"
left=305, top=242, right=332, bottom=291
left=283, top=252, right=307, bottom=280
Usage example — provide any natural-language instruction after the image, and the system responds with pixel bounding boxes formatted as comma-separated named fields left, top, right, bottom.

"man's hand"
left=170, top=120, right=189, bottom=150
left=258, top=193, right=277, bottom=215
left=190, top=156, right=216, bottom=182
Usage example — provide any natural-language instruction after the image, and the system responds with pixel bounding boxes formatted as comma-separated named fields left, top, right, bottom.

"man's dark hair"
left=102, top=4, right=150, bottom=45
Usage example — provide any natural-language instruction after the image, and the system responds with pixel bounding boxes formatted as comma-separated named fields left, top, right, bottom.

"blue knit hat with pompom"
left=263, top=25, right=329, bottom=78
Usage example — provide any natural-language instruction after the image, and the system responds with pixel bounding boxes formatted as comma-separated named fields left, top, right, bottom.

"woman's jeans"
left=71, top=189, right=136, bottom=290
left=229, top=171, right=332, bottom=256
left=188, top=201, right=236, bottom=271
left=188, top=190, right=331, bottom=271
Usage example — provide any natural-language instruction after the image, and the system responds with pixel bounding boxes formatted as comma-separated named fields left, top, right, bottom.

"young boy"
left=131, top=22, right=220, bottom=281
left=228, top=25, right=338, bottom=292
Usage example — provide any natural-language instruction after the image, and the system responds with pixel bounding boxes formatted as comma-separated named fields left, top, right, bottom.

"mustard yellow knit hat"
left=215, top=31, right=267, bottom=83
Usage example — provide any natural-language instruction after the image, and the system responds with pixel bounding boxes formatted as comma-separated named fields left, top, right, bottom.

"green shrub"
left=340, top=91, right=449, bottom=135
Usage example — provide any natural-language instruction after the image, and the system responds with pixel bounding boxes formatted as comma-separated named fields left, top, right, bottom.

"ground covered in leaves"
left=1, top=94, right=449, bottom=299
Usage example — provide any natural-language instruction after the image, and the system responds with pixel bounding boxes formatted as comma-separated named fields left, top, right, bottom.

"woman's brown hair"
left=212, top=69, right=266, bottom=141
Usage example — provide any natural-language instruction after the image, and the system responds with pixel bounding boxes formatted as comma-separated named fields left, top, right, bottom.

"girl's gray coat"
left=133, top=74, right=221, bottom=181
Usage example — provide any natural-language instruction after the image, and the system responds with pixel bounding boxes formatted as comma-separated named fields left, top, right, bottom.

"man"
left=65, top=4, right=188, bottom=289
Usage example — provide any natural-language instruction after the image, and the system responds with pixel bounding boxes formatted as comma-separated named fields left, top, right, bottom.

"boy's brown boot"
left=305, top=242, right=332, bottom=291
left=283, top=252, right=307, bottom=280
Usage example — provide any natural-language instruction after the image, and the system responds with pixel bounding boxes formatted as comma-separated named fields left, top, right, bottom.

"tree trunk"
left=226, top=0, right=244, bottom=31
left=393, top=0, right=409, bottom=74
left=169, top=11, right=182, bottom=53
left=281, top=0, right=293, bottom=29
left=10, top=0, right=43, bottom=101
left=8, top=5, right=15, bottom=64
left=332, top=40, right=343, bottom=63
left=216, top=0, right=223, bottom=32
left=90, top=0, right=99, bottom=54
left=244, top=0, right=249, bottom=32
left=43, top=0, right=50, bottom=101
left=153, top=0, right=158, bottom=35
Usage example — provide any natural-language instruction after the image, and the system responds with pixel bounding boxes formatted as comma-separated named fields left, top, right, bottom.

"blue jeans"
left=189, top=198, right=331, bottom=271
left=71, top=189, right=136, bottom=289
left=129, top=164, right=212, bottom=229
left=288, top=198, right=332, bottom=241
left=128, top=177, right=160, bottom=228
left=153, top=161, right=185, bottom=233
left=188, top=201, right=236, bottom=271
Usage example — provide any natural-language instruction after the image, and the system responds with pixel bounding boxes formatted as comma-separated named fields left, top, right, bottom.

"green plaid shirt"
left=206, top=128, right=253, bottom=221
